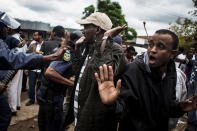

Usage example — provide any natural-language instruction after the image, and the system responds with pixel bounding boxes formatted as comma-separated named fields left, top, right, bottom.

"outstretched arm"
left=100, top=25, right=127, bottom=54
left=0, top=38, right=67, bottom=70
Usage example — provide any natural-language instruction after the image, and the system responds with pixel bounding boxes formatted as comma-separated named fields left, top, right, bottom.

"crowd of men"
left=1, top=10, right=197, bottom=131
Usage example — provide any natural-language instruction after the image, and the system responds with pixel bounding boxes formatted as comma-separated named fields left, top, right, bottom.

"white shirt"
left=175, top=53, right=186, bottom=72
left=36, top=41, right=43, bottom=52
left=32, top=41, right=43, bottom=72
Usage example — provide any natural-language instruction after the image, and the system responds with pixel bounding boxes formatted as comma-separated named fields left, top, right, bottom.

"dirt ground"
left=7, top=91, right=39, bottom=131
left=8, top=117, right=39, bottom=131
left=7, top=90, right=74, bottom=131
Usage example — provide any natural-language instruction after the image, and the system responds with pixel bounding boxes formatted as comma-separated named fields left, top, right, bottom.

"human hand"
left=64, top=30, right=70, bottom=42
left=69, top=77, right=75, bottom=82
left=104, top=25, right=127, bottom=38
left=52, top=38, right=68, bottom=60
left=36, top=51, right=44, bottom=55
left=43, top=38, right=67, bottom=62
left=95, top=64, right=121, bottom=105
left=24, top=70, right=28, bottom=75
left=0, top=82, right=7, bottom=94
left=75, top=36, right=85, bottom=50
left=180, top=95, right=197, bottom=112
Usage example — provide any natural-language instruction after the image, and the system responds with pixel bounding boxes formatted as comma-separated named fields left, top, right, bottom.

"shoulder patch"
left=63, top=50, right=71, bottom=61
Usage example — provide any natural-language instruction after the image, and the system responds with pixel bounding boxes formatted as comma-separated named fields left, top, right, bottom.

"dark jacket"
left=116, top=53, right=185, bottom=131
left=187, top=58, right=197, bottom=127
left=70, top=39, right=128, bottom=131
left=39, top=38, right=62, bottom=99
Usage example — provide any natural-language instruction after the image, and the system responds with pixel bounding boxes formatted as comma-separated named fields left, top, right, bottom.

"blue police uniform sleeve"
left=0, top=40, right=43, bottom=70
left=49, top=60, right=72, bottom=75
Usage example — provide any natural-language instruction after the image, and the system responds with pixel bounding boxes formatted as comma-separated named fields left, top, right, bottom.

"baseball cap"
left=0, top=11, right=21, bottom=29
left=77, top=12, right=112, bottom=31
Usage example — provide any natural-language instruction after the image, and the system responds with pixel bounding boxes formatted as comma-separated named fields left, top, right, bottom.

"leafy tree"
left=169, top=18, right=197, bottom=51
left=190, top=0, right=197, bottom=16
left=82, top=5, right=95, bottom=19
left=169, top=0, right=197, bottom=52
left=82, top=0, right=137, bottom=41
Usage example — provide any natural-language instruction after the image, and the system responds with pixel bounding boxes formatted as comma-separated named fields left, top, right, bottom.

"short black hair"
left=52, top=25, right=65, bottom=38
left=155, top=29, right=179, bottom=50
left=126, top=46, right=136, bottom=52
left=38, top=31, right=44, bottom=38
left=20, top=34, right=25, bottom=39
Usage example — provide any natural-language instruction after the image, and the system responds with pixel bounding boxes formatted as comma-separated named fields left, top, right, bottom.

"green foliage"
left=82, top=5, right=95, bottom=19
left=82, top=0, right=137, bottom=41
left=194, top=0, right=197, bottom=6
left=189, top=0, right=197, bottom=16
left=169, top=0, right=197, bottom=53
left=97, top=0, right=126, bottom=27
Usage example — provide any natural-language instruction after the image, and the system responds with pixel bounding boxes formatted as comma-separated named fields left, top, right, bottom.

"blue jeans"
left=0, top=94, right=11, bottom=131
left=28, top=71, right=40, bottom=103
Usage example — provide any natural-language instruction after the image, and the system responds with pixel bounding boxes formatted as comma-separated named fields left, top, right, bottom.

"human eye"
left=148, top=40, right=154, bottom=48
left=157, top=43, right=165, bottom=50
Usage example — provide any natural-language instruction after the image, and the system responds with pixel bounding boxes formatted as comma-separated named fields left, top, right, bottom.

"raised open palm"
left=95, top=64, right=121, bottom=105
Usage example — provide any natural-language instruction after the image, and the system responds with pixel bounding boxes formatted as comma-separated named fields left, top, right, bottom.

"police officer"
left=0, top=11, right=67, bottom=131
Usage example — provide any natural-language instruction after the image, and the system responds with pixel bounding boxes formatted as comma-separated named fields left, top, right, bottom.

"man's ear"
left=170, top=49, right=178, bottom=59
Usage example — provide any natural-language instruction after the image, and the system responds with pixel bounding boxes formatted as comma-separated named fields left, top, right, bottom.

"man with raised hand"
left=69, top=12, right=127, bottom=131
left=95, top=29, right=197, bottom=131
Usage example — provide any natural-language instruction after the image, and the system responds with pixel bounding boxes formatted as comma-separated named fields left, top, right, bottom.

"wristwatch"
left=102, top=36, right=108, bottom=40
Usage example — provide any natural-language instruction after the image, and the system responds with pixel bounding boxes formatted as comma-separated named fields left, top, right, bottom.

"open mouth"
left=149, top=55, right=157, bottom=66
left=149, top=55, right=156, bottom=60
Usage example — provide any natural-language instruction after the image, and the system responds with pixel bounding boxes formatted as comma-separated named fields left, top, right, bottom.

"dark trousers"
left=28, top=71, right=40, bottom=103
left=0, top=94, right=11, bottom=131
left=22, top=72, right=27, bottom=91
left=186, top=124, right=197, bottom=131
left=38, top=96, right=64, bottom=131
